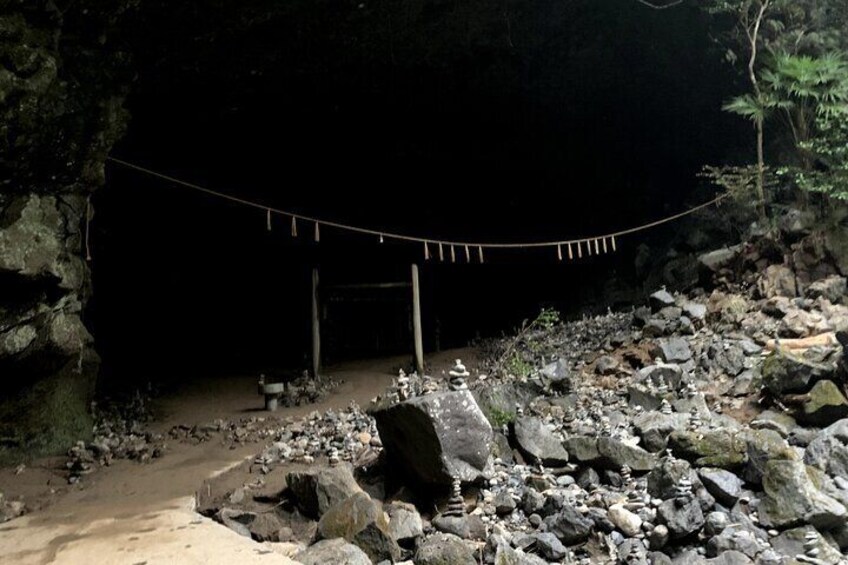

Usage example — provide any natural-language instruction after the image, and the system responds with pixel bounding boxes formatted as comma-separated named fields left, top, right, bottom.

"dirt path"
left=0, top=349, right=478, bottom=565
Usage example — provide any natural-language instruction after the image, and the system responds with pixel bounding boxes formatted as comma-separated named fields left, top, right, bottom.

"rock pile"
left=206, top=261, right=848, bottom=564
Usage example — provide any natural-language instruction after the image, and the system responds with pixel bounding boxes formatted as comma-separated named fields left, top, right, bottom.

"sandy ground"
left=0, top=349, right=478, bottom=565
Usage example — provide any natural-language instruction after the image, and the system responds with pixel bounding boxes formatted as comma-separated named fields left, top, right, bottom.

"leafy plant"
left=487, top=407, right=516, bottom=428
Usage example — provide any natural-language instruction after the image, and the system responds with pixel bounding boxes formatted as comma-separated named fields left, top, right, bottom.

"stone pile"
left=205, top=262, right=848, bottom=564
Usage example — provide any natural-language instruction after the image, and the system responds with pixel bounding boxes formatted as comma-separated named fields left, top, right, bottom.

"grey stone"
left=750, top=410, right=797, bottom=438
left=740, top=428, right=788, bottom=485
left=638, top=363, right=685, bottom=390
left=494, top=491, right=517, bottom=516
left=706, top=550, right=753, bottom=565
left=683, top=302, right=707, bottom=321
left=576, top=467, right=601, bottom=490
left=521, top=488, right=545, bottom=515
left=656, top=497, right=705, bottom=539
left=387, top=501, right=423, bottom=544
left=699, top=247, right=741, bottom=272
left=759, top=457, right=848, bottom=529
left=415, top=533, right=476, bottom=565
left=697, top=468, right=745, bottom=507
left=805, top=418, right=848, bottom=479
left=296, top=538, right=373, bottom=565
left=539, top=359, right=573, bottom=393
left=512, top=417, right=568, bottom=466
left=807, top=275, right=847, bottom=303
left=371, top=390, right=493, bottom=486
left=705, top=525, right=768, bottom=559
left=633, top=412, right=688, bottom=452
left=531, top=532, right=567, bottom=560
left=650, top=289, right=676, bottom=312
left=564, top=436, right=656, bottom=471
left=647, top=457, right=715, bottom=513
left=287, top=464, right=363, bottom=519
left=544, top=504, right=593, bottom=545
left=654, top=337, right=693, bottom=364
left=494, top=544, right=548, bottom=565
left=704, top=511, right=729, bottom=537
left=317, top=492, right=400, bottom=563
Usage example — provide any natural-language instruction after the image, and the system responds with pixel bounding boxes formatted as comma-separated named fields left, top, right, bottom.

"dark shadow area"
left=90, top=0, right=748, bottom=387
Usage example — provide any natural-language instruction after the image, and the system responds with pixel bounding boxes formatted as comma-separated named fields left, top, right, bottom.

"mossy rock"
left=667, top=429, right=746, bottom=470
left=761, top=349, right=832, bottom=395
left=801, top=380, right=848, bottom=427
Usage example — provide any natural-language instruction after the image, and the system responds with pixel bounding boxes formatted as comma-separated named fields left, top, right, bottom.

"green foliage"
left=487, top=407, right=516, bottom=428
left=779, top=113, right=848, bottom=200
left=505, top=352, right=533, bottom=378
left=700, top=164, right=777, bottom=202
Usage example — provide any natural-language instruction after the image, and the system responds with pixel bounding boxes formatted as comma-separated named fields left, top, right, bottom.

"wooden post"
left=311, top=267, right=321, bottom=378
left=411, top=263, right=424, bottom=375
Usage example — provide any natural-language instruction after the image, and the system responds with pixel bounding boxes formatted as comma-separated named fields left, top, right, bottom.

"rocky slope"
left=195, top=239, right=848, bottom=564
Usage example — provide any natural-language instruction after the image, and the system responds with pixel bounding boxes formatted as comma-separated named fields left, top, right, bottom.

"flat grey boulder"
left=800, top=380, right=848, bottom=426
left=296, top=538, right=373, bottom=565
left=415, top=533, right=477, bottom=565
left=564, top=436, right=656, bottom=471
left=372, top=390, right=493, bottom=486
left=697, top=468, right=745, bottom=507
left=653, top=337, right=693, bottom=364
left=512, top=416, right=568, bottom=466
left=761, top=349, right=833, bottom=395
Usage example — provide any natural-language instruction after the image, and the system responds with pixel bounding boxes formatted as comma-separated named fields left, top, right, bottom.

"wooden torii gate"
left=311, top=263, right=424, bottom=377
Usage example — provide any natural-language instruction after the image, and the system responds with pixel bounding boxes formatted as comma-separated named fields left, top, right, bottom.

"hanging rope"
left=106, top=156, right=729, bottom=258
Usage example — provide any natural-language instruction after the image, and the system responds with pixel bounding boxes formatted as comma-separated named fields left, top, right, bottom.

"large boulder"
left=800, top=380, right=848, bottom=426
left=371, top=390, right=493, bottom=486
left=759, top=457, right=848, bottom=530
left=415, top=533, right=476, bottom=565
left=761, top=349, right=833, bottom=395
left=512, top=417, right=568, bottom=466
left=295, top=538, right=373, bottom=565
left=564, top=436, right=656, bottom=471
left=667, top=429, right=746, bottom=470
left=316, top=492, right=400, bottom=563
left=286, top=464, right=363, bottom=518
left=740, top=428, right=790, bottom=485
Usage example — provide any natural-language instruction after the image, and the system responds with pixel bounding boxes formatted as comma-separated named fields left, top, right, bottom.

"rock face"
left=372, top=390, right=493, bottom=486
left=512, top=417, right=568, bottom=466
left=286, top=465, right=363, bottom=519
left=0, top=3, right=131, bottom=463
left=316, top=491, right=400, bottom=562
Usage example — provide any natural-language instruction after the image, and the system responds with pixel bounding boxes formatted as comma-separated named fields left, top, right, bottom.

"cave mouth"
left=90, top=0, right=745, bottom=387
